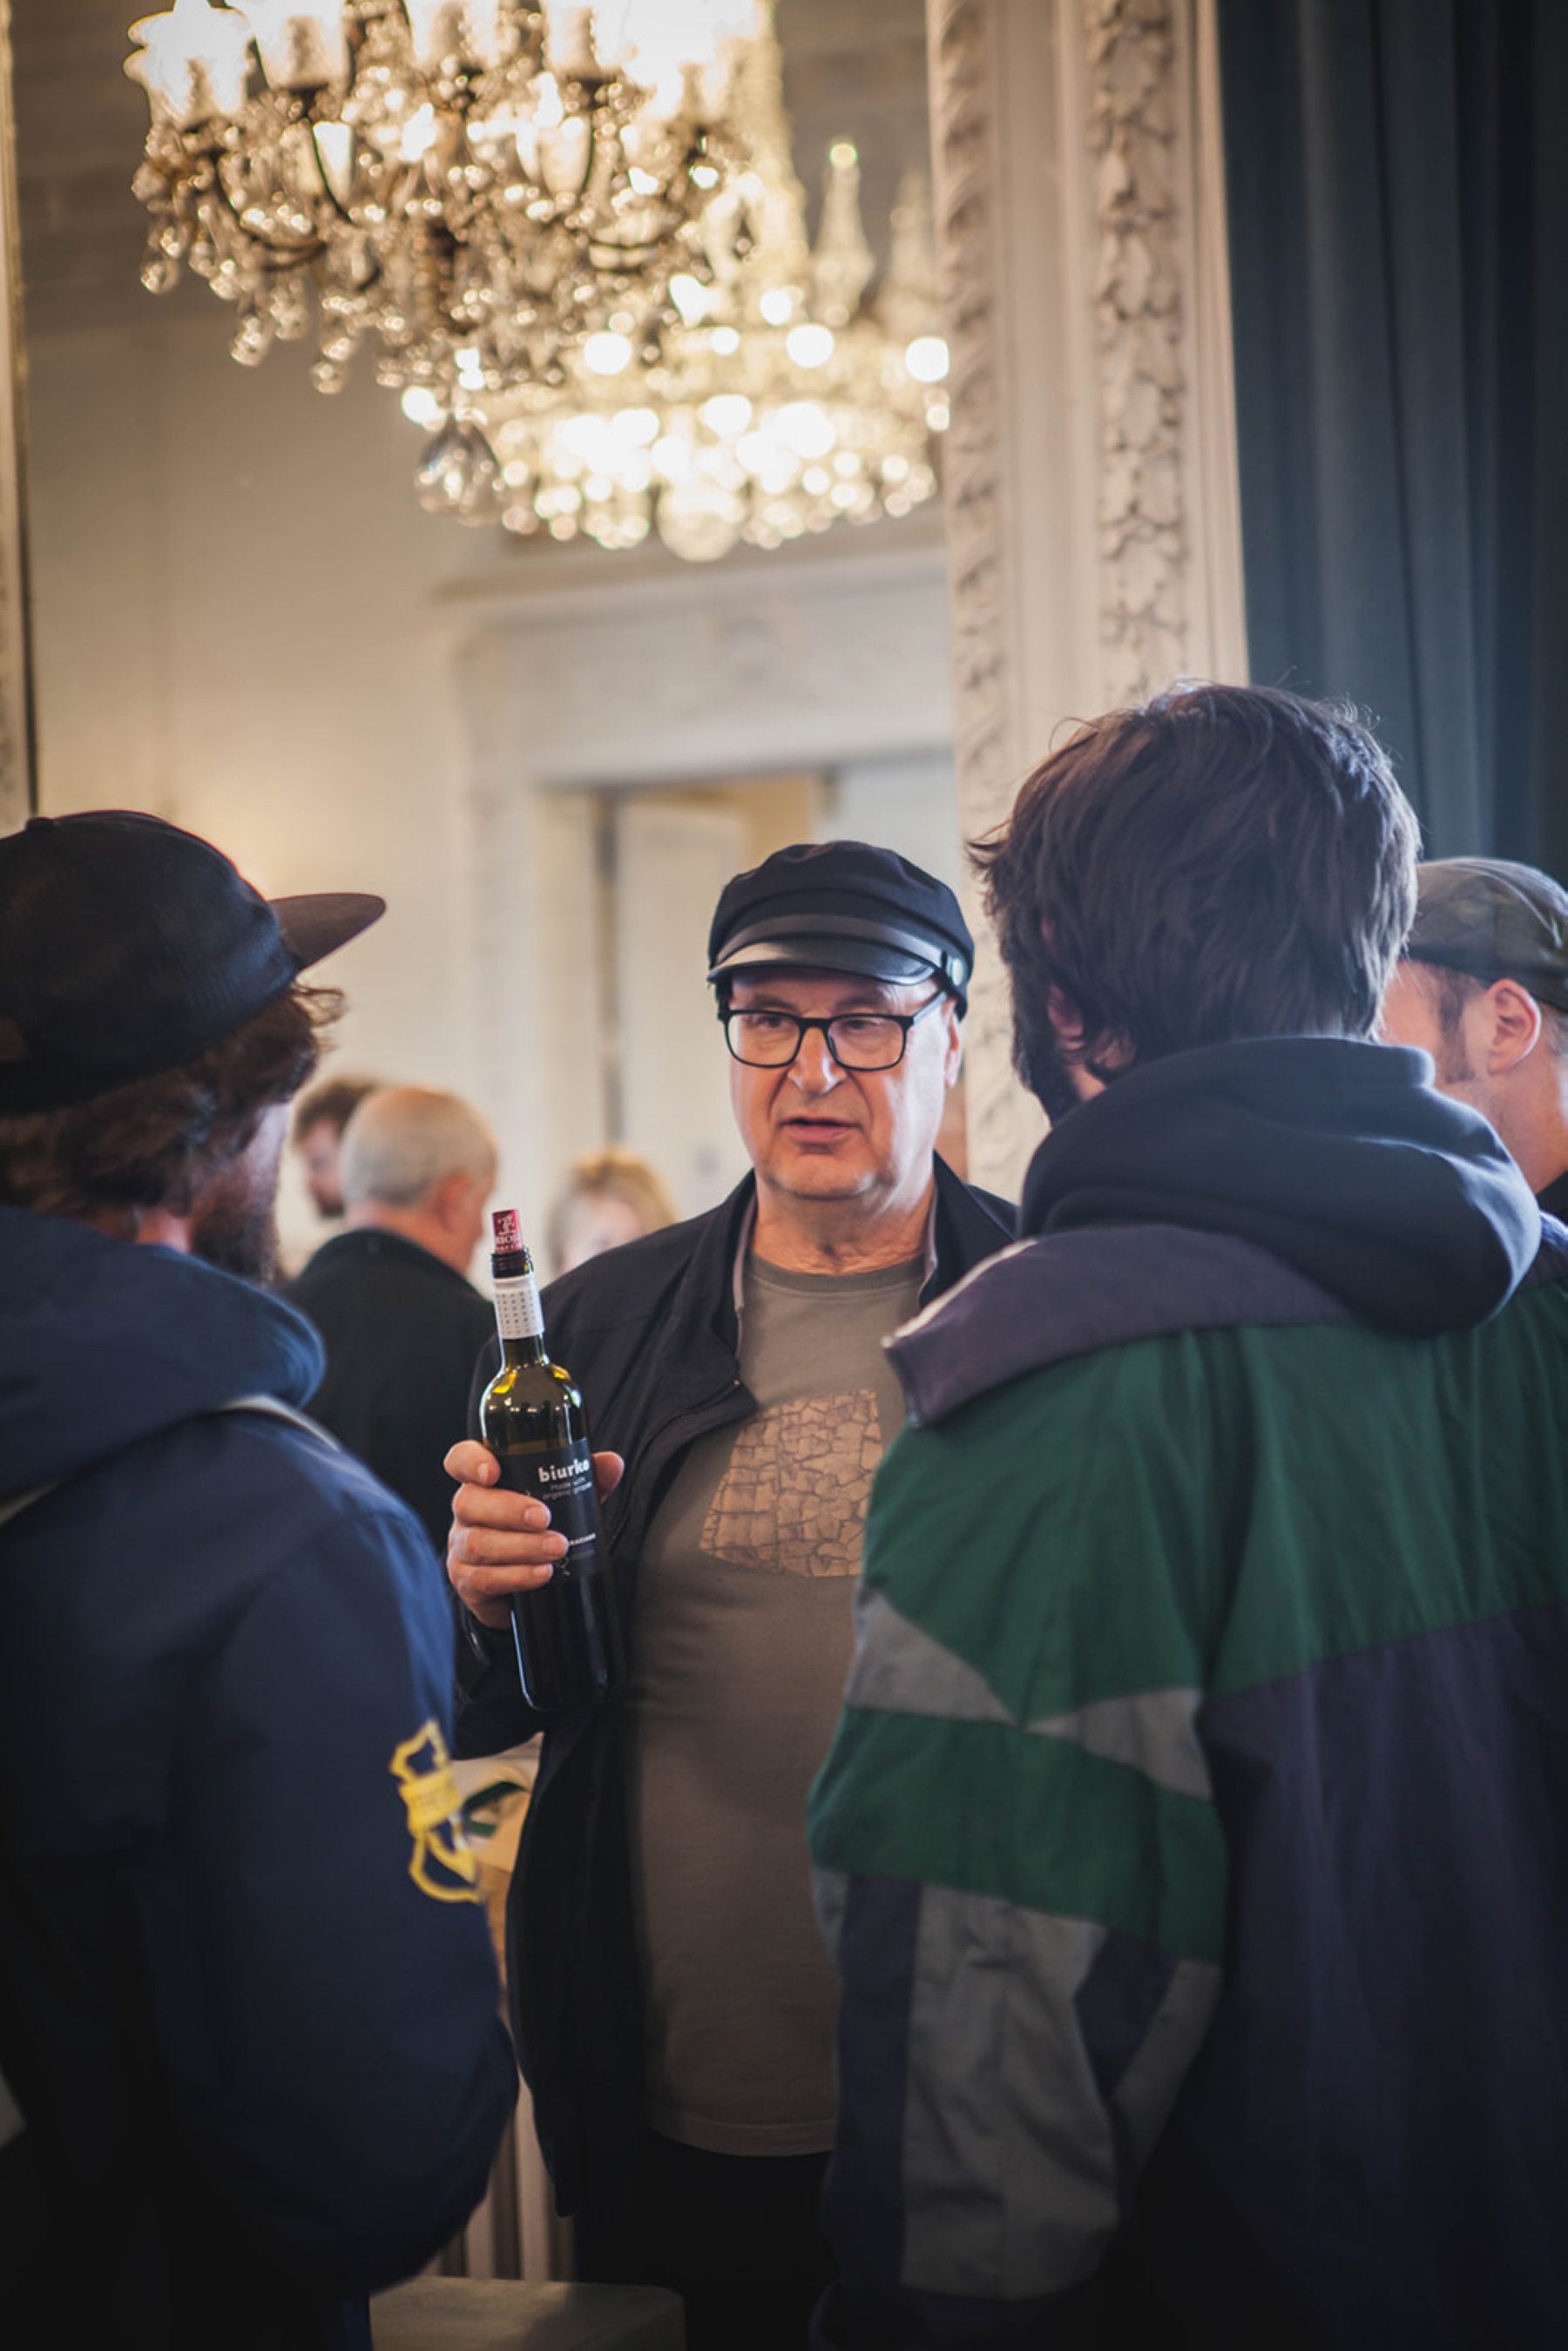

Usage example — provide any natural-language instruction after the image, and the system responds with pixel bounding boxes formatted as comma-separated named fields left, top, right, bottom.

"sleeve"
left=140, top=1495, right=518, bottom=2294
left=807, top=1398, right=1227, bottom=2348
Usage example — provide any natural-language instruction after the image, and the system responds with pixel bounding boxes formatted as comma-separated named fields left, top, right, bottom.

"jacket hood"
left=1018, top=1037, right=1539, bottom=1336
left=0, top=1206, right=324, bottom=1500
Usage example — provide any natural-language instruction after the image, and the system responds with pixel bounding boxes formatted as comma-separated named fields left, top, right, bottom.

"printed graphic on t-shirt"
left=701, top=1388, right=884, bottom=1577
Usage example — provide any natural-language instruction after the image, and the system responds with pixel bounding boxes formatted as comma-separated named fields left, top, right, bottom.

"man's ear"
left=941, top=998, right=964, bottom=1085
left=1480, top=978, right=1543, bottom=1075
left=1046, top=984, right=1086, bottom=1050
left=430, top=1169, right=472, bottom=1229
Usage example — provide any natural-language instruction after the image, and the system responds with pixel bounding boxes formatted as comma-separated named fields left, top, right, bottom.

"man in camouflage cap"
left=1380, top=855, right=1568, bottom=1221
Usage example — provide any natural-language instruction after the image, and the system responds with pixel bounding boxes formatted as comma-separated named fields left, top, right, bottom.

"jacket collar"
left=300, top=1225, right=475, bottom=1287
left=928, top=1152, right=1015, bottom=1300
left=713, top=1154, right=1013, bottom=1334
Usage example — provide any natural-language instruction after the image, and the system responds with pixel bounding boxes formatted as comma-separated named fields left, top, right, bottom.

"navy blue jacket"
left=0, top=1209, right=516, bottom=2348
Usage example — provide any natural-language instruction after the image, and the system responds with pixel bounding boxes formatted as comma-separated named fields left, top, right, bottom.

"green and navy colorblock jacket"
left=808, top=1037, right=1568, bottom=2350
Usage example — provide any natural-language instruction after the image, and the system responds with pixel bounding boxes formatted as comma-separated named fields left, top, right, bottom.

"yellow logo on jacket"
left=389, top=1719, right=479, bottom=1903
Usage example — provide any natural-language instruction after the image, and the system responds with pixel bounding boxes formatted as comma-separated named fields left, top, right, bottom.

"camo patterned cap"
left=1406, top=857, right=1568, bottom=1017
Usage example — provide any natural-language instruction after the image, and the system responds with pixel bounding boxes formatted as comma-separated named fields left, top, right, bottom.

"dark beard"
left=191, top=1170, right=280, bottom=1286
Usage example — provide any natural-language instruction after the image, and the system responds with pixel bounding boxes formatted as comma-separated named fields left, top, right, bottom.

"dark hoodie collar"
left=0, top=1206, right=324, bottom=1500
left=1018, top=1036, right=1538, bottom=1338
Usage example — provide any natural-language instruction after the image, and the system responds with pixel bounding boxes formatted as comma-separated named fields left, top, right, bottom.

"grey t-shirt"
left=631, top=1250, right=925, bottom=2155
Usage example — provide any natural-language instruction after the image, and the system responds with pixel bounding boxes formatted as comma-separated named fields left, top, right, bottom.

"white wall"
left=24, top=314, right=958, bottom=1264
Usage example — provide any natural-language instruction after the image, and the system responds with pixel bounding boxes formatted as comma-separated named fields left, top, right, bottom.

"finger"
left=593, top=1451, right=625, bottom=1499
left=451, top=1482, right=554, bottom=1533
left=452, top=1557, right=558, bottom=1602
left=449, top=1523, right=568, bottom=1571
left=444, top=1439, right=499, bottom=1486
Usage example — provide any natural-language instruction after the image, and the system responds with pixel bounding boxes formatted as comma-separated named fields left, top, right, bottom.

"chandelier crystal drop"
left=125, top=1, right=754, bottom=405
left=402, top=0, right=950, bottom=561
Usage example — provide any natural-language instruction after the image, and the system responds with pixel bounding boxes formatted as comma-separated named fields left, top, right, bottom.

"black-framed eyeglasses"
left=720, top=993, right=947, bottom=1071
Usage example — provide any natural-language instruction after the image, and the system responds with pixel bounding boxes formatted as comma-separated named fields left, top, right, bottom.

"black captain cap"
left=706, top=840, right=974, bottom=1011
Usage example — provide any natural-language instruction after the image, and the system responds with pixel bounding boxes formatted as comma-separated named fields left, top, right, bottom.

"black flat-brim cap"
left=0, top=811, right=384, bottom=1114
left=706, top=840, right=973, bottom=1009
left=1407, top=856, right=1568, bottom=1017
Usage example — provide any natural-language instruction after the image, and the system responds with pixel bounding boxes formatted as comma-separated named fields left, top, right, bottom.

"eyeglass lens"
left=727, top=1011, right=909, bottom=1069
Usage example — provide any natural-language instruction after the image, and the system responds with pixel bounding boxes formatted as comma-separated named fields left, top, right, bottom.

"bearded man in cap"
left=0, top=814, right=515, bottom=2348
left=444, top=841, right=1013, bottom=2349
left=1379, top=856, right=1568, bottom=1220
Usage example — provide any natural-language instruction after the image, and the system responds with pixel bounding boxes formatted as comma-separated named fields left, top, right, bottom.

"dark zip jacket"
left=0, top=1209, right=517, bottom=2349
left=808, top=1040, right=1565, bottom=2349
left=455, top=1156, right=1013, bottom=2215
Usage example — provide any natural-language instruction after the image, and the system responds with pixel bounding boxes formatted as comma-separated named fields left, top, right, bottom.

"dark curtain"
left=1217, top=0, right=1568, bottom=871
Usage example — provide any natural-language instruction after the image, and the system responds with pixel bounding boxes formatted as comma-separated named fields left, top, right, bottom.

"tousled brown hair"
left=973, top=684, right=1420, bottom=1099
left=290, top=1071, right=382, bottom=1147
left=0, top=983, right=341, bottom=1230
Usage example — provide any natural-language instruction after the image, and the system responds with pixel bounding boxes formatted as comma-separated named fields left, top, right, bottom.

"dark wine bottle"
left=479, top=1209, right=619, bottom=1713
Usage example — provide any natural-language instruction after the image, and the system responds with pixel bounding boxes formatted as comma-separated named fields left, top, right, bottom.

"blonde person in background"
left=547, top=1147, right=677, bottom=1275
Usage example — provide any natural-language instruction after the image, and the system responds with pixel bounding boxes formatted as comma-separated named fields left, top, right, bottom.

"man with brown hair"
left=808, top=687, right=1568, bottom=2348
left=292, top=1071, right=383, bottom=1223
left=0, top=813, right=514, bottom=2348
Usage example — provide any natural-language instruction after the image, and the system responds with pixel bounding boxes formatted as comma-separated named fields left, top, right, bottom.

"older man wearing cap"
left=444, top=841, right=1012, bottom=2349
left=0, top=814, right=515, bottom=2348
left=1379, top=856, right=1568, bottom=1219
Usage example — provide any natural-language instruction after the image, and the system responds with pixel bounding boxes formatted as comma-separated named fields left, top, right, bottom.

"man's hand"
left=444, top=1440, right=625, bottom=1632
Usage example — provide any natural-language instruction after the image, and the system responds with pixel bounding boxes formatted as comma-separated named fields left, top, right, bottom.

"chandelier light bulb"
left=240, top=2, right=349, bottom=91
left=125, top=0, right=253, bottom=127
left=402, top=386, right=444, bottom=427
left=399, top=104, right=440, bottom=164
left=669, top=272, right=713, bottom=324
left=784, top=322, right=835, bottom=369
left=904, top=334, right=950, bottom=384
left=582, top=332, right=635, bottom=376
left=700, top=394, right=753, bottom=436
left=759, top=287, right=794, bottom=327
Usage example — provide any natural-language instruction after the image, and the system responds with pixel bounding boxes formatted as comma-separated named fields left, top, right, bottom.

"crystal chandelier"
left=401, top=0, right=951, bottom=561
left=125, top=1, right=754, bottom=404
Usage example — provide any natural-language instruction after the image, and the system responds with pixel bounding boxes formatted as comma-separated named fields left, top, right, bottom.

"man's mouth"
left=782, top=1116, right=856, bottom=1140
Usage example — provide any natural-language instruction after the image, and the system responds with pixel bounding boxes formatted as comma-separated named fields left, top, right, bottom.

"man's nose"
left=787, top=1026, right=842, bottom=1092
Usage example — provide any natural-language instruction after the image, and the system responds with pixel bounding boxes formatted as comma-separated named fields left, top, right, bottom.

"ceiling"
left=10, top=0, right=933, bottom=345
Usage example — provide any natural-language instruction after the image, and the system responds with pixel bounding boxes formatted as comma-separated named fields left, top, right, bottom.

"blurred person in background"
left=443, top=842, right=1014, bottom=2350
left=1378, top=857, right=1568, bottom=1221
left=287, top=1085, right=498, bottom=1564
left=0, top=814, right=513, bottom=2349
left=291, top=1071, right=382, bottom=1223
left=547, top=1146, right=677, bottom=1276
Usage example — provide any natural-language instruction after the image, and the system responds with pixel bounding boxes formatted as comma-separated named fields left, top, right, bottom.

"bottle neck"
left=493, top=1268, right=551, bottom=1367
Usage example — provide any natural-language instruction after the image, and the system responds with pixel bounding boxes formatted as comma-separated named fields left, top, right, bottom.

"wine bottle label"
left=494, top=1273, right=544, bottom=1340
left=531, top=1443, right=599, bottom=1570
left=497, top=1437, right=601, bottom=1572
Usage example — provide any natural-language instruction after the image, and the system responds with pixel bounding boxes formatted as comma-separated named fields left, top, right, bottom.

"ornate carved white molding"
left=925, top=0, right=1247, bottom=1194
left=1088, top=0, right=1188, bottom=705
